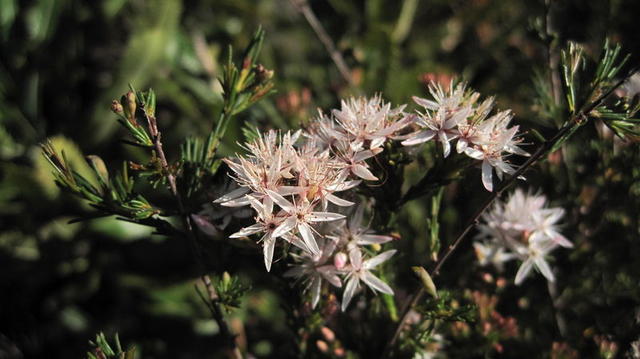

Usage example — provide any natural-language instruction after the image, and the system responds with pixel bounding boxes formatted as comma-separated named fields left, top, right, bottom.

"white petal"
left=363, top=249, right=396, bottom=270
left=456, top=138, right=468, bottom=153
left=214, top=186, right=250, bottom=203
left=369, top=137, right=386, bottom=149
left=277, top=186, right=305, bottom=196
left=353, top=148, right=383, bottom=162
left=326, top=180, right=361, bottom=192
left=358, top=234, right=393, bottom=245
left=298, top=222, right=320, bottom=254
left=230, top=223, right=263, bottom=238
left=272, top=216, right=296, bottom=238
left=341, top=276, right=360, bottom=312
left=349, top=247, right=363, bottom=269
left=220, top=196, right=252, bottom=207
left=310, top=276, right=322, bottom=309
left=401, top=131, right=436, bottom=146
left=534, top=256, right=555, bottom=282
left=352, top=164, right=378, bottom=181
left=308, top=211, right=346, bottom=222
left=265, top=189, right=295, bottom=212
left=515, top=259, right=534, bottom=285
left=284, top=233, right=310, bottom=253
left=464, top=146, right=485, bottom=160
left=439, top=131, right=451, bottom=158
left=552, top=234, right=573, bottom=248
left=481, top=160, right=494, bottom=192
left=412, top=96, right=438, bottom=110
left=263, top=236, right=276, bottom=272
left=325, top=193, right=355, bottom=207
left=362, top=271, right=394, bottom=295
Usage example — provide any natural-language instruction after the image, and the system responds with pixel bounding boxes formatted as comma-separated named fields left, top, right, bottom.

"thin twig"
left=290, top=0, right=354, bottom=86
left=382, top=67, right=638, bottom=357
left=145, top=112, right=242, bottom=359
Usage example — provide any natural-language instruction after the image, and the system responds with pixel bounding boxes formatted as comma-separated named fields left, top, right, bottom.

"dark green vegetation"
left=2, top=0, right=640, bottom=358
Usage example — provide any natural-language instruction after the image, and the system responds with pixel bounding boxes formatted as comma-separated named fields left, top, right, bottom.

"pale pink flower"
left=266, top=190, right=344, bottom=255
left=341, top=248, right=396, bottom=311
left=284, top=237, right=342, bottom=308
left=475, top=188, right=572, bottom=285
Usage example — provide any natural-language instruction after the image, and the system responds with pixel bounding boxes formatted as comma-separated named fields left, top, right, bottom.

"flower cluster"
left=215, top=96, right=408, bottom=310
left=474, top=189, right=573, bottom=285
left=401, top=82, right=529, bottom=191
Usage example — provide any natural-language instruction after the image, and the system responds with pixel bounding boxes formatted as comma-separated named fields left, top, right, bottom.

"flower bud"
left=255, top=64, right=274, bottom=82
left=123, top=91, right=137, bottom=120
left=111, top=100, right=124, bottom=115
left=333, top=252, right=348, bottom=269
left=334, top=347, right=345, bottom=357
left=320, top=327, right=335, bottom=342
left=316, top=340, right=329, bottom=353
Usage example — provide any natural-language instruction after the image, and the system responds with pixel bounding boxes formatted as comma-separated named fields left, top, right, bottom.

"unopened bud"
left=320, top=327, right=335, bottom=342
left=333, top=252, right=348, bottom=269
left=316, top=340, right=329, bottom=353
left=334, top=347, right=345, bottom=357
left=255, top=64, right=274, bottom=82
left=111, top=100, right=123, bottom=114
left=123, top=91, right=137, bottom=119
left=370, top=243, right=381, bottom=252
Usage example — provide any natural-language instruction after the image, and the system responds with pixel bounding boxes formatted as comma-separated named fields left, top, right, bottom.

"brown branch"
left=145, top=112, right=242, bottom=359
left=290, top=0, right=354, bottom=86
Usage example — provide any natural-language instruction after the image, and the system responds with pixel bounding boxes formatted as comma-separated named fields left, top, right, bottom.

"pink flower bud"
left=334, top=252, right=348, bottom=269
left=316, top=340, right=329, bottom=353
left=321, top=326, right=335, bottom=342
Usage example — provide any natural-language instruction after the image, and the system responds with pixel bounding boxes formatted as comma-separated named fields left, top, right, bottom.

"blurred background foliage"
left=1, top=0, right=640, bottom=357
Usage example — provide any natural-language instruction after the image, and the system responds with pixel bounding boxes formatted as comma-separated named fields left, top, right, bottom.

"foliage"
left=2, top=1, right=640, bottom=358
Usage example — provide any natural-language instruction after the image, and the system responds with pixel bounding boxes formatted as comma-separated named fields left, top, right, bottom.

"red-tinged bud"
left=334, top=252, right=347, bottom=269
left=334, top=347, right=345, bottom=357
left=111, top=100, right=124, bottom=114
left=482, top=272, right=494, bottom=283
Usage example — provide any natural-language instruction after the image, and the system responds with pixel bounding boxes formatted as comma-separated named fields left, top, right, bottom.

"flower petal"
left=326, top=193, right=355, bottom=207
left=298, top=222, right=320, bottom=254
left=214, top=186, right=250, bottom=203
left=401, top=131, right=436, bottom=146
left=272, top=216, right=296, bottom=238
left=515, top=258, right=534, bottom=285
left=230, top=223, right=264, bottom=238
left=265, top=189, right=295, bottom=212
left=352, top=164, right=378, bottom=181
left=308, top=211, right=346, bottom=222
left=263, top=236, right=276, bottom=272
left=534, top=255, right=555, bottom=282
left=358, top=234, right=393, bottom=245
left=363, top=249, right=396, bottom=270
left=481, top=160, right=494, bottom=192
left=341, top=276, right=360, bottom=312
left=362, top=271, right=394, bottom=295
